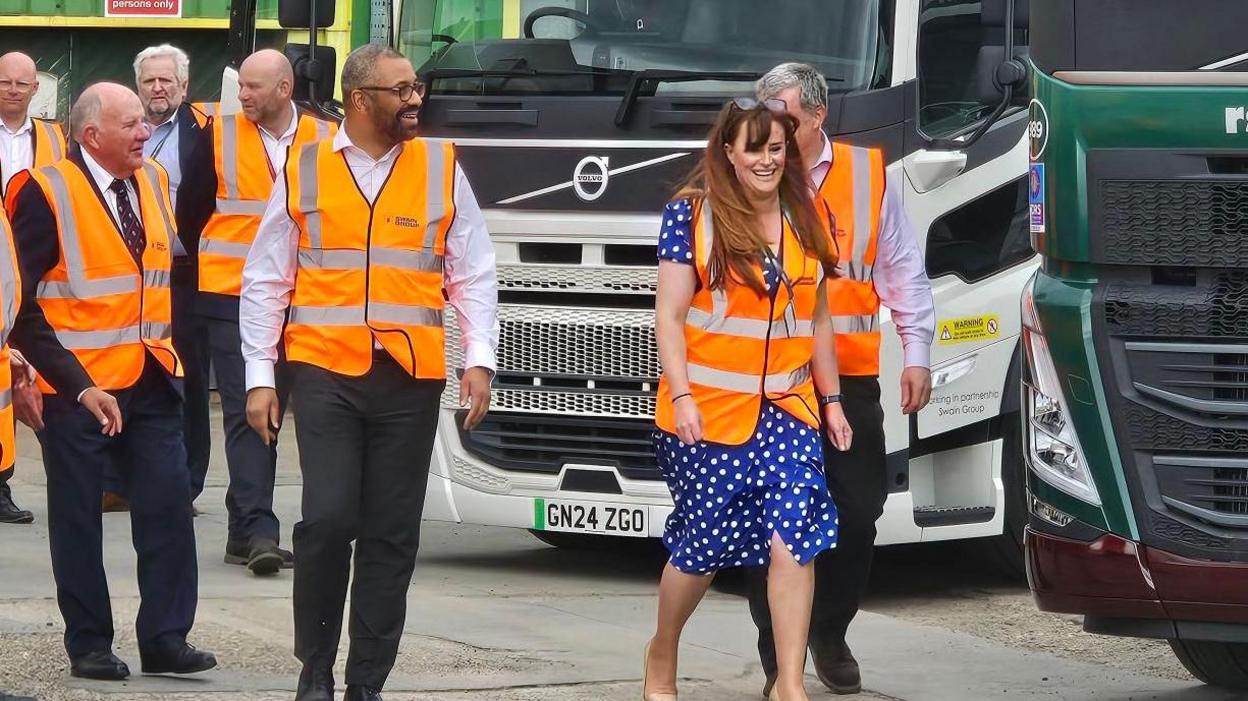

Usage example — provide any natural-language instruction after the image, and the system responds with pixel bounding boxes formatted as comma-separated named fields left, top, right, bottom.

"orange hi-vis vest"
left=190, top=102, right=218, bottom=127
left=2, top=119, right=66, bottom=196
left=283, top=137, right=456, bottom=379
left=199, top=112, right=334, bottom=297
left=14, top=159, right=181, bottom=393
left=655, top=200, right=823, bottom=446
left=817, top=141, right=886, bottom=377
left=0, top=211, right=19, bottom=471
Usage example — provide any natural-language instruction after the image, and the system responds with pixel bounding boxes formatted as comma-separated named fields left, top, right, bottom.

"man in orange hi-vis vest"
left=7, top=82, right=217, bottom=682
left=747, top=63, right=936, bottom=698
left=198, top=49, right=335, bottom=577
left=0, top=50, right=65, bottom=525
left=240, top=44, right=497, bottom=701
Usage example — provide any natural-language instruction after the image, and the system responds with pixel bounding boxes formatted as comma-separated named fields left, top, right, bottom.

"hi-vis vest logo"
left=1227, top=107, right=1248, bottom=134
left=391, top=216, right=420, bottom=228
left=939, top=314, right=1001, bottom=345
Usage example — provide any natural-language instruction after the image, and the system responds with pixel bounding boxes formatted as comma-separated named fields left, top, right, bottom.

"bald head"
left=72, top=82, right=150, bottom=178
left=238, top=49, right=295, bottom=129
left=0, top=52, right=39, bottom=127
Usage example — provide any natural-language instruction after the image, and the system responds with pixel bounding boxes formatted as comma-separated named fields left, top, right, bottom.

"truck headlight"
left=1020, top=274, right=1101, bottom=506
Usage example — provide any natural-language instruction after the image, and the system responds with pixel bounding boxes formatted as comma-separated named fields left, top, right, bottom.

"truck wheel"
left=980, top=409, right=1027, bottom=580
left=1170, top=640, right=1248, bottom=689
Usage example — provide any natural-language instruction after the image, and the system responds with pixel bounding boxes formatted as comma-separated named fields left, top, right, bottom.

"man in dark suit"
left=6, top=82, right=216, bottom=680
left=121, top=44, right=216, bottom=512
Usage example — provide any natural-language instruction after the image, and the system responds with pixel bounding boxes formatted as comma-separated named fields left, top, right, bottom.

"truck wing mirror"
left=285, top=43, right=337, bottom=106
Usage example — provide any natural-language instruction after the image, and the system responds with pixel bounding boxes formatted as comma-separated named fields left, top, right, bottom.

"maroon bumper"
left=1026, top=526, right=1248, bottom=624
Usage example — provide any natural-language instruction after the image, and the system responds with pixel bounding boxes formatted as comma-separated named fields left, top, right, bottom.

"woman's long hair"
left=674, top=102, right=836, bottom=294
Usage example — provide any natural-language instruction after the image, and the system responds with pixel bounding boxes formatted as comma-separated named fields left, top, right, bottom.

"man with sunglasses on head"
left=746, top=62, right=935, bottom=697
left=240, top=44, right=497, bottom=701
left=198, top=48, right=334, bottom=576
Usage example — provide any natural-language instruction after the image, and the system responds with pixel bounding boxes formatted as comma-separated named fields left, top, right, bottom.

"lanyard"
left=149, top=122, right=176, bottom=160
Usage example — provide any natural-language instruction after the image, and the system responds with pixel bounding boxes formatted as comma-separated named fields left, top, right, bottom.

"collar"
left=147, top=109, right=178, bottom=130
left=80, top=148, right=129, bottom=195
left=0, top=116, right=33, bottom=137
left=810, top=131, right=832, bottom=175
left=332, top=124, right=402, bottom=164
left=257, top=102, right=301, bottom=142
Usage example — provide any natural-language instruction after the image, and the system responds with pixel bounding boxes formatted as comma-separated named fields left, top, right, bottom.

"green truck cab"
left=1025, top=0, right=1248, bottom=688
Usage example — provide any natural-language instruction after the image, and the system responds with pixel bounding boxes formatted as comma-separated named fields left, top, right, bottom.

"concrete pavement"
left=0, top=414, right=1235, bottom=701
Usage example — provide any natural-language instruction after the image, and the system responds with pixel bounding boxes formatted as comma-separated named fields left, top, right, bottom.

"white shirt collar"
left=811, top=131, right=833, bottom=174
left=80, top=148, right=128, bottom=196
left=148, top=109, right=178, bottom=130
left=1, top=116, right=33, bottom=138
left=257, top=102, right=300, bottom=141
left=331, top=123, right=402, bottom=163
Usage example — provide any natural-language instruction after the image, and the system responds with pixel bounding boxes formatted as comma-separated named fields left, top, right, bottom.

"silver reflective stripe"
left=40, top=168, right=144, bottom=300
left=36, top=276, right=135, bottom=299
left=698, top=199, right=715, bottom=266
left=848, top=146, right=873, bottom=281
left=199, top=238, right=252, bottom=258
left=39, top=121, right=63, bottom=161
left=832, top=314, right=880, bottom=334
left=298, top=143, right=322, bottom=248
left=371, top=247, right=443, bottom=272
left=143, top=269, right=171, bottom=289
left=687, top=363, right=805, bottom=395
left=835, top=262, right=874, bottom=280
left=686, top=307, right=814, bottom=339
left=313, top=118, right=330, bottom=140
left=0, top=220, right=16, bottom=341
left=0, top=388, right=11, bottom=409
left=142, top=321, right=172, bottom=339
left=298, top=248, right=365, bottom=269
left=221, top=115, right=239, bottom=201
left=201, top=103, right=219, bottom=116
left=44, top=167, right=86, bottom=277
left=423, top=141, right=447, bottom=250
left=369, top=302, right=443, bottom=327
left=55, top=326, right=139, bottom=350
left=214, top=198, right=268, bottom=216
left=289, top=305, right=365, bottom=325
left=141, top=163, right=176, bottom=248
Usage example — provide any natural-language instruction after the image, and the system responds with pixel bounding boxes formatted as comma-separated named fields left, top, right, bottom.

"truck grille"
left=457, top=411, right=659, bottom=480
left=1099, top=180, right=1248, bottom=267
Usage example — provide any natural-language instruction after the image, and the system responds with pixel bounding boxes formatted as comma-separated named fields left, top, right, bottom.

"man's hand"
left=460, top=367, right=493, bottom=431
left=900, top=366, right=932, bottom=415
left=246, top=387, right=282, bottom=446
left=80, top=387, right=122, bottom=436
left=11, top=354, right=42, bottom=431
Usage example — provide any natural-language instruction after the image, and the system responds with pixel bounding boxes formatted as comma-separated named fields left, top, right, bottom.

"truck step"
left=913, top=505, right=996, bottom=528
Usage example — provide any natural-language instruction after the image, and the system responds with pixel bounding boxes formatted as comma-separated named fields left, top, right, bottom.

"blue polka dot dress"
left=655, top=199, right=839, bottom=575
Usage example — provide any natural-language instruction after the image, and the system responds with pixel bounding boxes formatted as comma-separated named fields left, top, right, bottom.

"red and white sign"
left=105, top=0, right=181, bottom=18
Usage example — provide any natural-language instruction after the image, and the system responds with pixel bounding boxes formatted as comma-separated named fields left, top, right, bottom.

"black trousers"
left=289, top=356, right=443, bottom=688
left=172, top=259, right=212, bottom=500
left=39, top=361, right=198, bottom=658
left=747, top=376, right=888, bottom=674
left=206, top=314, right=286, bottom=546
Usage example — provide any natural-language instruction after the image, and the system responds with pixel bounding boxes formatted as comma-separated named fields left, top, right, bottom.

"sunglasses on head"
left=730, top=97, right=787, bottom=115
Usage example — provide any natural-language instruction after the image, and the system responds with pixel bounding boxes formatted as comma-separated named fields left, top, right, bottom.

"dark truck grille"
left=458, top=411, right=659, bottom=481
left=1096, top=272, right=1248, bottom=559
left=1099, top=180, right=1248, bottom=267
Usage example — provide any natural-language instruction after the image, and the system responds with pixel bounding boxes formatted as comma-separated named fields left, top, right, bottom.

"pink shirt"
left=811, top=134, right=934, bottom=370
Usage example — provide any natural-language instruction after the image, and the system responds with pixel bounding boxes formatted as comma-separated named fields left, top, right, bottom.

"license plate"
left=534, top=498, right=648, bottom=537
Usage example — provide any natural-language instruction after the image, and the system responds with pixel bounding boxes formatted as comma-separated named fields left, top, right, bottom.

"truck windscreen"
left=398, top=0, right=883, bottom=95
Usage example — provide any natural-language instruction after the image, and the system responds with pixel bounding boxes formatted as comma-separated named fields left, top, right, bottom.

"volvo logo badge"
left=573, top=156, right=610, bottom=201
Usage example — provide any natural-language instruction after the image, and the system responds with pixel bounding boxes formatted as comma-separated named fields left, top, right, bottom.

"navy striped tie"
left=110, top=179, right=146, bottom=265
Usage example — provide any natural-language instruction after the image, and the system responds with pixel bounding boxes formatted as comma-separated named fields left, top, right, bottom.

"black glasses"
left=358, top=81, right=427, bottom=102
left=731, top=97, right=787, bottom=114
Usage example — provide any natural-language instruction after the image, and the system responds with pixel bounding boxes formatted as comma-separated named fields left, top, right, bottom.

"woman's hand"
left=823, top=402, right=853, bottom=452
left=674, top=395, right=704, bottom=445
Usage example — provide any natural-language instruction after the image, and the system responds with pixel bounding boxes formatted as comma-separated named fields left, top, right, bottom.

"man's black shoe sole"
left=247, top=551, right=283, bottom=576
left=140, top=658, right=217, bottom=675
left=815, top=667, right=862, bottom=695
left=69, top=668, right=129, bottom=681
left=0, top=512, right=34, bottom=524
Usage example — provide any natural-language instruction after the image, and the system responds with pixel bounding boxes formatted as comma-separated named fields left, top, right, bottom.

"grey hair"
left=756, top=62, right=828, bottom=113
left=134, top=44, right=190, bottom=86
left=70, top=89, right=103, bottom=142
left=341, top=43, right=406, bottom=97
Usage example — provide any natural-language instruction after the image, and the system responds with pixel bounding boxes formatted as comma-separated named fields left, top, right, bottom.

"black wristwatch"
left=819, top=394, right=842, bottom=407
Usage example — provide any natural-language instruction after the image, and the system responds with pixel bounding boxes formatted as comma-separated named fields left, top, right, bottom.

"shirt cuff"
left=245, top=359, right=277, bottom=391
left=463, top=343, right=497, bottom=375
left=903, top=341, right=931, bottom=370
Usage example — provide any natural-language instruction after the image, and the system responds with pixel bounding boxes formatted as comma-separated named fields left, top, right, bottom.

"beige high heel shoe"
left=642, top=640, right=677, bottom=701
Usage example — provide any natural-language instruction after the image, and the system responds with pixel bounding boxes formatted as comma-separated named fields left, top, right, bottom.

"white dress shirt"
left=811, top=133, right=935, bottom=369
left=0, top=117, right=34, bottom=196
left=256, top=103, right=301, bottom=176
left=80, top=147, right=138, bottom=229
left=240, top=127, right=500, bottom=390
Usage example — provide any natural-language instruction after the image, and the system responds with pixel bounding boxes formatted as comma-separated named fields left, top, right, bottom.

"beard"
left=373, top=104, right=420, bottom=145
left=145, top=99, right=177, bottom=125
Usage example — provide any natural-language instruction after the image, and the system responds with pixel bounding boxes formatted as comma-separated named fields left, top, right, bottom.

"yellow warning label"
left=938, top=314, right=1001, bottom=345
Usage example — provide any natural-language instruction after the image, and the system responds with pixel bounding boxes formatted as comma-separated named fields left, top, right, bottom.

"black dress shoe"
left=812, top=641, right=861, bottom=695
left=296, top=664, right=334, bottom=701
left=70, top=650, right=130, bottom=680
left=246, top=538, right=284, bottom=576
left=344, top=684, right=383, bottom=701
left=279, top=546, right=295, bottom=569
left=139, top=642, right=217, bottom=675
left=0, top=485, right=33, bottom=525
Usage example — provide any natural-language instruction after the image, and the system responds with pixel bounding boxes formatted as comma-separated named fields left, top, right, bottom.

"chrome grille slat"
left=497, top=263, right=656, bottom=294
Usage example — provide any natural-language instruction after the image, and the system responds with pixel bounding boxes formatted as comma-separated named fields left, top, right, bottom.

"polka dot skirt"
left=654, top=402, right=838, bottom=575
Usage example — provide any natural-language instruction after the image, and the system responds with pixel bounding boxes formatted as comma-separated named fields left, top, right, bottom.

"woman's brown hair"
left=674, top=101, right=836, bottom=294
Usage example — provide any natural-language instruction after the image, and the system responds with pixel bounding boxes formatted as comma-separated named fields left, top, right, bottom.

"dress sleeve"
left=657, top=198, right=695, bottom=264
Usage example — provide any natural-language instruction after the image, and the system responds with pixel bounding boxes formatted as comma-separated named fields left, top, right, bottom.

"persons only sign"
left=105, top=0, right=181, bottom=17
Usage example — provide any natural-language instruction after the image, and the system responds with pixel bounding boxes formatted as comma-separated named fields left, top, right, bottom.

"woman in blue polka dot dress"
left=643, top=100, right=852, bottom=701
